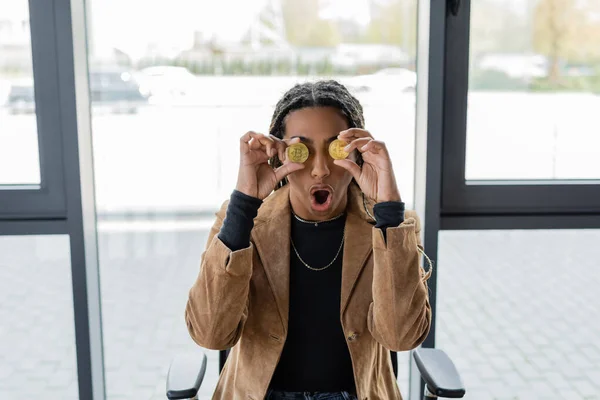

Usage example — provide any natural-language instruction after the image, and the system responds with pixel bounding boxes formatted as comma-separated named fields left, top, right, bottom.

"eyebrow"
left=291, top=135, right=338, bottom=144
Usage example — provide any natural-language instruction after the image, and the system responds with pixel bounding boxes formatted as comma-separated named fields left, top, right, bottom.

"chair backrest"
left=219, top=349, right=230, bottom=372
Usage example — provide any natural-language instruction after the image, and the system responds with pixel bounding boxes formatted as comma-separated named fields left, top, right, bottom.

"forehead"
left=283, top=107, right=349, bottom=140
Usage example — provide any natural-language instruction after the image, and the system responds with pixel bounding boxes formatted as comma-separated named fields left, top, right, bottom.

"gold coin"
left=286, top=142, right=309, bottom=163
left=329, top=139, right=350, bottom=160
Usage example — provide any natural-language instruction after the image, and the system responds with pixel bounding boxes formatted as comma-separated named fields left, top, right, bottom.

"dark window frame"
left=440, top=0, right=600, bottom=230
left=0, top=0, right=67, bottom=221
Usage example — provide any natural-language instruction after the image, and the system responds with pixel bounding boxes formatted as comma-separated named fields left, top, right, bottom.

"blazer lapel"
left=251, top=187, right=292, bottom=331
left=340, top=209, right=374, bottom=316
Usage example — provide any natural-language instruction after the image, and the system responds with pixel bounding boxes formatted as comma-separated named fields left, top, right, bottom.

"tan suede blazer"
left=185, top=183, right=432, bottom=400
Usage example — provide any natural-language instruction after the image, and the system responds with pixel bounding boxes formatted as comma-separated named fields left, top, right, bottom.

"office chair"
left=165, top=347, right=465, bottom=400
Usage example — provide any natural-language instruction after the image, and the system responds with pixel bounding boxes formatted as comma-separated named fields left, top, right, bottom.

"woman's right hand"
left=235, top=131, right=305, bottom=200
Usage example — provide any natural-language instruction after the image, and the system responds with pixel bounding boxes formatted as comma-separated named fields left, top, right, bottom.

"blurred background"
left=1, top=0, right=600, bottom=399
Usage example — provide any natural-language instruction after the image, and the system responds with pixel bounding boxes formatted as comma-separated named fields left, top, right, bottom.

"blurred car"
left=345, top=68, right=417, bottom=93
left=331, top=44, right=410, bottom=70
left=5, top=79, right=35, bottom=115
left=90, top=67, right=148, bottom=114
left=136, top=66, right=198, bottom=98
left=477, top=53, right=548, bottom=79
left=4, top=69, right=148, bottom=115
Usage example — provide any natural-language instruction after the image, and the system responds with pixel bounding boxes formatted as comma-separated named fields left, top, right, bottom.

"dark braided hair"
left=268, top=80, right=365, bottom=189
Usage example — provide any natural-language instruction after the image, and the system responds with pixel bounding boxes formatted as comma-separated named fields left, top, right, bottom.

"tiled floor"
left=1, top=226, right=599, bottom=399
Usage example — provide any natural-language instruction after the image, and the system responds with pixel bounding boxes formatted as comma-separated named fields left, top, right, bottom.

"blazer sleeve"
left=185, top=200, right=254, bottom=350
left=367, top=211, right=432, bottom=352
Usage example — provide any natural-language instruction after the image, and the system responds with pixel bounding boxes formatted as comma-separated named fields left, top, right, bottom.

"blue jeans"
left=266, top=389, right=358, bottom=400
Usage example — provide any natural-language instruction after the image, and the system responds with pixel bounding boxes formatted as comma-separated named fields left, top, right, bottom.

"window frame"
left=0, top=1, right=106, bottom=399
left=440, top=0, right=600, bottom=230
left=0, top=0, right=68, bottom=222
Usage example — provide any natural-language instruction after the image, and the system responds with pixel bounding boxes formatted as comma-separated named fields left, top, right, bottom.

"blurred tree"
left=304, top=19, right=342, bottom=47
left=470, top=0, right=530, bottom=55
left=363, top=0, right=417, bottom=57
left=281, top=0, right=341, bottom=47
left=575, top=0, right=600, bottom=65
left=533, top=0, right=586, bottom=81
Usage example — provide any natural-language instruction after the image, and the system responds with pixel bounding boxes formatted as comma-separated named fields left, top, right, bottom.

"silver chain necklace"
left=292, top=211, right=345, bottom=227
left=290, top=227, right=345, bottom=271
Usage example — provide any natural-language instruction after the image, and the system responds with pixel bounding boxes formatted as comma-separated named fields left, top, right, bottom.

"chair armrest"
left=412, top=348, right=465, bottom=398
left=166, top=352, right=208, bottom=400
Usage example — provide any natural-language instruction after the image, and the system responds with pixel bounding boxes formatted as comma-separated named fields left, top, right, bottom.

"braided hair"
left=268, top=80, right=365, bottom=189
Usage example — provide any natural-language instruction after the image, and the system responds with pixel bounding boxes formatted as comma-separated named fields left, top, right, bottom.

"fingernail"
left=344, top=146, right=351, bottom=152
left=361, top=145, right=368, bottom=151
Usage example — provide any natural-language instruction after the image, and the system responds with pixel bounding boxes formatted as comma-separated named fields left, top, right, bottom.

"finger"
left=249, top=137, right=266, bottom=150
left=268, top=135, right=284, bottom=161
left=344, top=138, right=372, bottom=153
left=241, top=149, right=271, bottom=166
left=274, top=162, right=305, bottom=182
left=360, top=139, right=388, bottom=155
left=249, top=139, right=275, bottom=157
left=255, top=151, right=271, bottom=162
left=278, top=137, right=301, bottom=162
left=249, top=132, right=276, bottom=157
left=240, top=131, right=257, bottom=143
left=249, top=132, right=273, bottom=143
left=240, top=131, right=257, bottom=153
left=272, top=139, right=289, bottom=162
left=285, top=137, right=301, bottom=144
left=338, top=128, right=373, bottom=140
left=333, top=159, right=362, bottom=182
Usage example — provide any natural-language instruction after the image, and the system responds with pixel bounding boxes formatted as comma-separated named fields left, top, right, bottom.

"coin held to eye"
left=286, top=142, right=309, bottom=163
left=329, top=139, right=350, bottom=160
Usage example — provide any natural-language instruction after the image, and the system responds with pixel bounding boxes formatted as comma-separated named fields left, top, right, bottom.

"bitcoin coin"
left=329, top=139, right=350, bottom=160
left=286, top=143, right=309, bottom=163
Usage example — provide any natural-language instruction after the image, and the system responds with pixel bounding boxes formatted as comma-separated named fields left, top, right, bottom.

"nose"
left=310, top=151, right=330, bottom=180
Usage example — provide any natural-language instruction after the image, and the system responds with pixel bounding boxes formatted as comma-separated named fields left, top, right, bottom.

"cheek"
left=331, top=162, right=353, bottom=181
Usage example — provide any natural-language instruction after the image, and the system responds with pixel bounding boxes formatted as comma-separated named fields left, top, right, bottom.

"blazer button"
left=347, top=332, right=358, bottom=341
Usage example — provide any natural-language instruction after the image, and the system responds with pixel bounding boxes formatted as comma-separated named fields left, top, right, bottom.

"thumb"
left=274, top=162, right=305, bottom=182
left=333, top=159, right=361, bottom=182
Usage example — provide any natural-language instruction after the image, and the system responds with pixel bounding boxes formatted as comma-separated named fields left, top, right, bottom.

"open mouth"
left=310, top=186, right=333, bottom=212
left=314, top=190, right=329, bottom=205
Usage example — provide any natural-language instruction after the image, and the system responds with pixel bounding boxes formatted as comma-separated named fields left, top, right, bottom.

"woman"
left=185, top=80, right=432, bottom=400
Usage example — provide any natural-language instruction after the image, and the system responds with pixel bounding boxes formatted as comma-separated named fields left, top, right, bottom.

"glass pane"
left=0, top=1, right=41, bottom=185
left=97, top=223, right=215, bottom=399
left=0, top=235, right=79, bottom=399
left=437, top=229, right=600, bottom=399
left=466, top=1, right=600, bottom=180
left=88, top=0, right=418, bottom=398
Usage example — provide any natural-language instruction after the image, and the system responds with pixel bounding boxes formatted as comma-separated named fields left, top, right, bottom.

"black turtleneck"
left=217, top=190, right=405, bottom=393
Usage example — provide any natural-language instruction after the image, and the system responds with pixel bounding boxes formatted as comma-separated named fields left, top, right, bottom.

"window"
left=466, top=0, right=600, bottom=181
left=436, top=229, right=600, bottom=398
left=440, top=0, right=600, bottom=221
left=0, top=235, right=79, bottom=399
left=86, top=0, right=419, bottom=397
left=0, top=1, right=40, bottom=185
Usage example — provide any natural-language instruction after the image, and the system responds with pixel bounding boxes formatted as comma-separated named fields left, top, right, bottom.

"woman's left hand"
left=334, top=128, right=402, bottom=203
